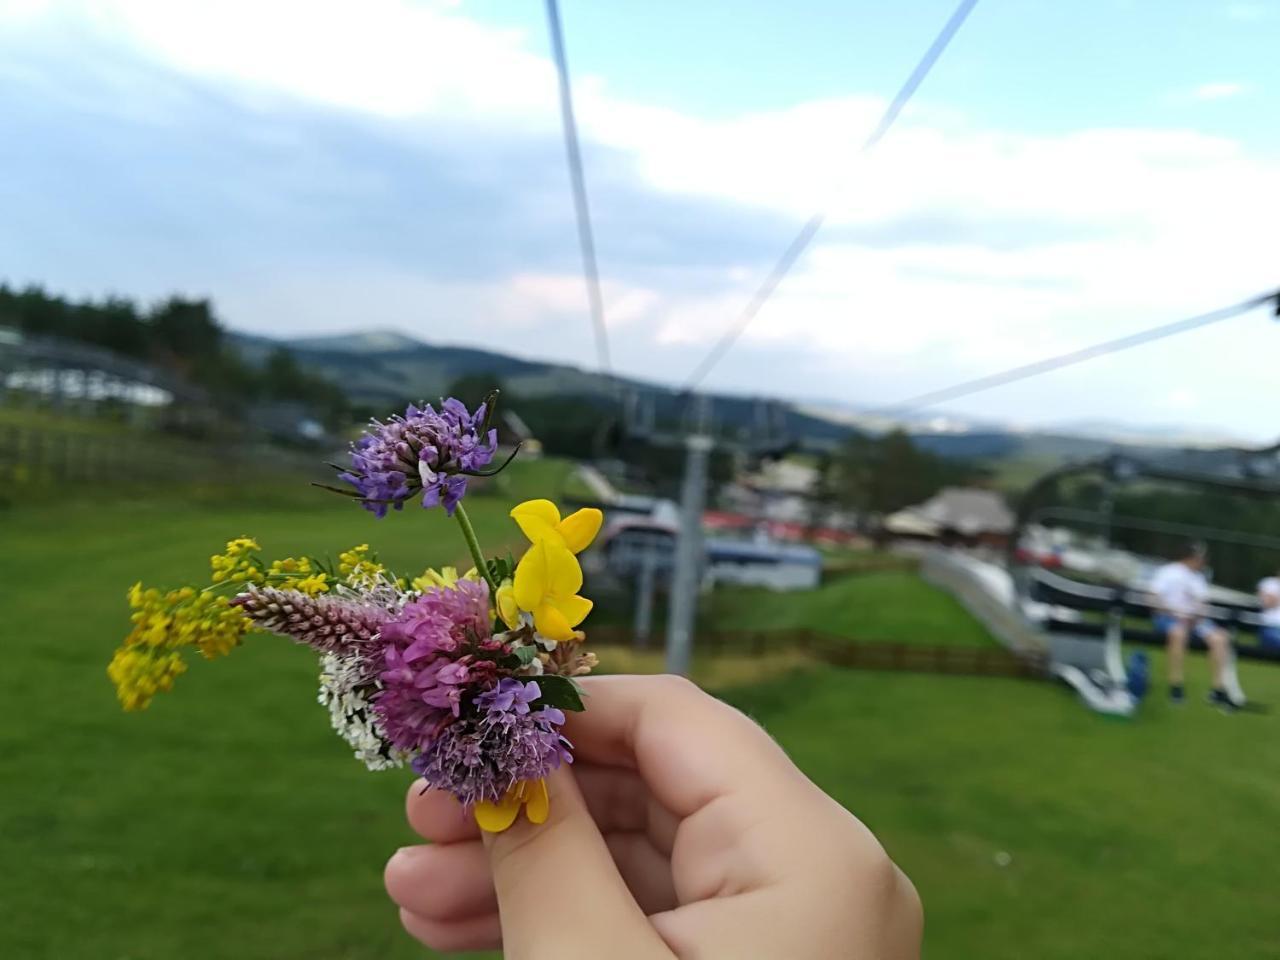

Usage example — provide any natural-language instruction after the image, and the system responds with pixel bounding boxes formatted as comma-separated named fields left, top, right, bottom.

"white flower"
left=317, top=653, right=408, bottom=772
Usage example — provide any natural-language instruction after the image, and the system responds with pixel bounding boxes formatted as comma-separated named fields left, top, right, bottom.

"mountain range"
left=235, top=329, right=1268, bottom=466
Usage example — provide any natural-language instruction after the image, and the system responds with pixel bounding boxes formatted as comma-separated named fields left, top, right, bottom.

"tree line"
left=1064, top=479, right=1280, bottom=590
left=5, top=283, right=993, bottom=518
left=0, top=284, right=349, bottom=427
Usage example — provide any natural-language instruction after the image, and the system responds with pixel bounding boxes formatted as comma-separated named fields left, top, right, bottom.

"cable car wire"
left=545, top=0, right=611, bottom=374
left=875, top=288, right=1280, bottom=417
left=682, top=0, right=981, bottom=390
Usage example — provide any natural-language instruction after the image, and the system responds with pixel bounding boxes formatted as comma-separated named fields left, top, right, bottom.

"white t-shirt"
left=1150, top=562, right=1208, bottom=617
left=1258, top=576, right=1280, bottom=627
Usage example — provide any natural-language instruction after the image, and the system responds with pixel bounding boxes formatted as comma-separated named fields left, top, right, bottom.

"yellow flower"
left=210, top=537, right=263, bottom=585
left=337, top=544, right=370, bottom=576
left=412, top=566, right=479, bottom=593
left=513, top=540, right=592, bottom=642
left=338, top=544, right=386, bottom=588
left=107, top=647, right=188, bottom=712
left=266, top=557, right=329, bottom=596
left=510, top=500, right=603, bottom=554
left=506, top=499, right=601, bottom=642
left=172, top=592, right=250, bottom=659
left=494, top=577, right=521, bottom=630
left=126, top=583, right=192, bottom=649
left=112, top=579, right=251, bottom=710
left=293, top=572, right=330, bottom=596
left=474, top=778, right=550, bottom=833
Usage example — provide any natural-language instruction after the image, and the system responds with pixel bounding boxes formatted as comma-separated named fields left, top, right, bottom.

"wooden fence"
left=0, top=420, right=319, bottom=492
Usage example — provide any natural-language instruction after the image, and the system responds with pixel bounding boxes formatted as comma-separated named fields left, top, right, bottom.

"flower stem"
left=454, top=503, right=499, bottom=594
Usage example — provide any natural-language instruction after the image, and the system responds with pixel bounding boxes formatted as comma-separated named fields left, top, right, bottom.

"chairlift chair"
left=1008, top=451, right=1280, bottom=716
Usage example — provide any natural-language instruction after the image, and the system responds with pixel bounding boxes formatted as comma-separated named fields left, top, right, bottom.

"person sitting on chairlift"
left=1149, top=542, right=1240, bottom=711
left=1257, top=571, right=1280, bottom=650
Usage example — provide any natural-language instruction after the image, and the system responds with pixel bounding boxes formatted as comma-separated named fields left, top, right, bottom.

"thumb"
left=484, top=766, right=670, bottom=960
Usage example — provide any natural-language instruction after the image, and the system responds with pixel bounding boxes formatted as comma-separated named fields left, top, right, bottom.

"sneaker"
left=1169, top=685, right=1185, bottom=705
left=1207, top=689, right=1239, bottom=713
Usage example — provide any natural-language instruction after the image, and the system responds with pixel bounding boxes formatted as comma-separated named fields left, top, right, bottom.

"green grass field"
left=705, top=566, right=997, bottom=647
left=2, top=460, right=1277, bottom=958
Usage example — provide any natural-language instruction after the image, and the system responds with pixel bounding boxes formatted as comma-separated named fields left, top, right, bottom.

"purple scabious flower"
left=411, top=679, right=572, bottom=806
left=338, top=398, right=498, bottom=517
left=372, top=579, right=506, bottom=752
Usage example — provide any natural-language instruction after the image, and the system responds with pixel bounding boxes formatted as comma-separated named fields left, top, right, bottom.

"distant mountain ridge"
left=234, top=328, right=1270, bottom=466
left=231, top=329, right=852, bottom=447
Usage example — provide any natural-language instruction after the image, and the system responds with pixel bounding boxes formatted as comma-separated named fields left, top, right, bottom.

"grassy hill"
left=3, top=465, right=1277, bottom=958
left=704, top=564, right=998, bottom=648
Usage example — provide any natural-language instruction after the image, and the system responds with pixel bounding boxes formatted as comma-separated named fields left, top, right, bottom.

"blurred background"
left=2, top=1, right=1279, bottom=957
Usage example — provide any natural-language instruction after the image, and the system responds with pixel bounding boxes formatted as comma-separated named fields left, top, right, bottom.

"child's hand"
left=386, top=674, right=922, bottom=958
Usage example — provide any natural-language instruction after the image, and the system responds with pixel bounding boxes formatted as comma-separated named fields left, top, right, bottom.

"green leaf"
left=486, top=552, right=517, bottom=585
left=479, top=388, right=500, bottom=438
left=535, top=674, right=585, bottom=712
left=496, top=644, right=539, bottom=671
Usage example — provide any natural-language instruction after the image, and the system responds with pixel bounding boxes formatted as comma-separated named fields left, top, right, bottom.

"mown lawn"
left=705, top=566, right=998, bottom=647
left=729, top=662, right=1280, bottom=960
left=2, top=463, right=1277, bottom=959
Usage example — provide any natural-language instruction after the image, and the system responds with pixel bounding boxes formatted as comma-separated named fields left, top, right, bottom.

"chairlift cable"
left=876, top=288, right=1280, bottom=417
left=545, top=0, right=612, bottom=375
left=682, top=0, right=981, bottom=391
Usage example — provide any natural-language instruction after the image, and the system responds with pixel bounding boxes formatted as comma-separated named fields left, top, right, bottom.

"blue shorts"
left=1261, top=626, right=1280, bottom=650
left=1153, top=614, right=1218, bottom=641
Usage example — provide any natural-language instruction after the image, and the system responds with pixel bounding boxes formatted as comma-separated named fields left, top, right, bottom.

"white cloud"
left=35, top=0, right=561, bottom=123
left=1191, top=81, right=1250, bottom=101
left=4, top=0, right=1280, bottom=437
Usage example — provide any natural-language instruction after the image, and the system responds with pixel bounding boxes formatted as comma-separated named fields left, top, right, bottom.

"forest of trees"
left=1061, top=479, right=1280, bottom=589
left=0, top=284, right=349, bottom=426
left=821, top=428, right=989, bottom=518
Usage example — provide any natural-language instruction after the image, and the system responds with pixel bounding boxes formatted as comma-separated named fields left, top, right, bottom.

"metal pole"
left=665, top=433, right=712, bottom=676
left=633, top=550, right=656, bottom=649
left=1098, top=476, right=1115, bottom=551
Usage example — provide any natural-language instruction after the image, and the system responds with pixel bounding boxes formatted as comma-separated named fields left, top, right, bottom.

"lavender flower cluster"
left=413, top=679, right=571, bottom=807
left=337, top=398, right=498, bottom=517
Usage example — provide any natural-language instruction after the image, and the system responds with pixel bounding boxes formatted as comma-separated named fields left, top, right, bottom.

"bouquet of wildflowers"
left=107, top=395, right=601, bottom=832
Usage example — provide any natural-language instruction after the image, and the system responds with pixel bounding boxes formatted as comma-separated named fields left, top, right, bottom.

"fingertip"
left=385, top=842, right=498, bottom=923
left=383, top=845, right=431, bottom=912
left=398, top=906, right=502, bottom=953
left=406, top=778, right=479, bottom=843
left=383, top=845, right=415, bottom=900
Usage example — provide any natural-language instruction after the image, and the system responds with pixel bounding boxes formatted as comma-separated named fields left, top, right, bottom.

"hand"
left=385, top=674, right=922, bottom=959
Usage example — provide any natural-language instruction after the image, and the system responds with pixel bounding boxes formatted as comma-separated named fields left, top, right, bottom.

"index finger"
left=563, top=675, right=807, bottom=820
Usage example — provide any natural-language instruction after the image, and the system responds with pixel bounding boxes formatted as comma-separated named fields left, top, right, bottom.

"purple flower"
left=410, top=705, right=572, bottom=807
left=476, top=678, right=542, bottom=716
left=338, top=398, right=497, bottom=517
left=231, top=587, right=388, bottom=662
left=372, top=580, right=506, bottom=752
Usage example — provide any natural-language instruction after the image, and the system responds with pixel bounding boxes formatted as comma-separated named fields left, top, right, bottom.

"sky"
left=2, top=0, right=1278, bottom=440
